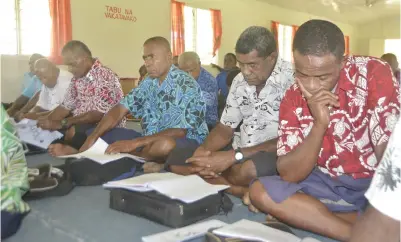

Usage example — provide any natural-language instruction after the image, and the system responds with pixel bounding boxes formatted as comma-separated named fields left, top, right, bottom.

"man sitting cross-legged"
left=22, top=59, right=72, bottom=120
left=246, top=20, right=400, bottom=241
left=37, top=40, right=125, bottom=156
left=166, top=26, right=294, bottom=197
left=78, top=36, right=209, bottom=173
left=178, top=52, right=218, bottom=130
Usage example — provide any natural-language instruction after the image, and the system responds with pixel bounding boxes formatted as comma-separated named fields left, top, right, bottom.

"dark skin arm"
left=349, top=205, right=400, bottom=242
left=201, top=123, right=234, bottom=152
left=23, top=106, right=49, bottom=120
left=211, top=63, right=224, bottom=72
left=14, top=92, right=41, bottom=121
left=7, top=95, right=29, bottom=117
left=65, top=110, right=104, bottom=127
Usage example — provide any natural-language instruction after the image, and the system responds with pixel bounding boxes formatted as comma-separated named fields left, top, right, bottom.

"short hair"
left=144, top=36, right=171, bottom=52
left=61, top=40, right=92, bottom=57
left=235, top=26, right=277, bottom=58
left=381, top=53, right=397, bottom=60
left=30, top=53, right=45, bottom=61
left=293, top=19, right=345, bottom=60
left=179, top=52, right=200, bottom=64
left=226, top=69, right=241, bottom=87
left=225, top=53, right=237, bottom=62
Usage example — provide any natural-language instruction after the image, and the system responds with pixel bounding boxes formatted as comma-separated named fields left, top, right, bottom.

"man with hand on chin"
left=246, top=20, right=400, bottom=241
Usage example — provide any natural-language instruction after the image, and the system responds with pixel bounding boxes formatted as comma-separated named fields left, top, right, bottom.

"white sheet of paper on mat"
left=58, top=138, right=147, bottom=164
left=142, top=219, right=227, bottom=242
left=212, top=219, right=311, bottom=242
left=15, top=119, right=63, bottom=149
left=103, top=173, right=229, bottom=203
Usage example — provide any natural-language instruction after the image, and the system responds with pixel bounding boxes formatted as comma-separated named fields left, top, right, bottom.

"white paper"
left=142, top=219, right=227, bottom=242
left=103, top=173, right=229, bottom=203
left=15, top=119, right=63, bottom=149
left=58, top=138, right=147, bottom=164
left=150, top=175, right=229, bottom=203
left=212, top=219, right=302, bottom=242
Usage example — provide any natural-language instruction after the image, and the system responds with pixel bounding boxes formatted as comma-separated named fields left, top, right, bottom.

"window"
left=385, top=39, right=401, bottom=68
left=277, top=23, right=293, bottom=63
left=0, top=0, right=51, bottom=55
left=183, top=6, right=216, bottom=64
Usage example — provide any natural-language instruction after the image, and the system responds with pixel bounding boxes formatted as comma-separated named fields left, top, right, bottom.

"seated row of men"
left=6, top=19, right=400, bottom=241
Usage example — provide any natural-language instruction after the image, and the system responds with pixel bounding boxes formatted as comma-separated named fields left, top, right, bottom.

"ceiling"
left=257, top=0, right=400, bottom=23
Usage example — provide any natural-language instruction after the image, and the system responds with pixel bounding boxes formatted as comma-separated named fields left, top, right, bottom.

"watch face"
left=235, top=152, right=243, bottom=160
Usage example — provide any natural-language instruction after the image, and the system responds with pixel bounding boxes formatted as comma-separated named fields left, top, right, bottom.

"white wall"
left=1, top=55, right=30, bottom=102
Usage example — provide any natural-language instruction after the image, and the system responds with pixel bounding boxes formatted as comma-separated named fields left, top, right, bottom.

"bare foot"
left=48, top=144, right=78, bottom=157
left=242, top=191, right=260, bottom=213
left=143, top=162, right=164, bottom=173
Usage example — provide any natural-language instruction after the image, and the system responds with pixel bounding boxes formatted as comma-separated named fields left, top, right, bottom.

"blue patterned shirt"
left=216, top=71, right=229, bottom=98
left=120, top=65, right=209, bottom=144
left=197, top=67, right=218, bottom=126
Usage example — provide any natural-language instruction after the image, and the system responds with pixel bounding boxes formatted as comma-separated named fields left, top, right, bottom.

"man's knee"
left=150, top=137, right=176, bottom=154
left=249, top=180, right=267, bottom=206
left=226, top=159, right=257, bottom=186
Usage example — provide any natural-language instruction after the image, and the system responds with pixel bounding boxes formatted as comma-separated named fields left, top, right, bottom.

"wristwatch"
left=234, top=148, right=244, bottom=163
left=60, top=118, right=69, bottom=128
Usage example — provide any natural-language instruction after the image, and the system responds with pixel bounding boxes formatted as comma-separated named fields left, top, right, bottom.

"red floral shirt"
left=62, top=59, right=125, bottom=126
left=277, top=56, right=400, bottom=179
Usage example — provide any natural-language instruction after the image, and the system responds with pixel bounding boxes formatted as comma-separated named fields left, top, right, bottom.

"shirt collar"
left=337, top=56, right=355, bottom=92
left=83, top=58, right=102, bottom=81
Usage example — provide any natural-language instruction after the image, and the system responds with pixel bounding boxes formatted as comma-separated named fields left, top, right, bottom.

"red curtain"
left=344, top=36, right=350, bottom=55
left=211, top=9, right=222, bottom=57
left=271, top=21, right=279, bottom=52
left=48, top=0, right=72, bottom=64
left=171, top=1, right=185, bottom=56
left=291, top=25, right=299, bottom=62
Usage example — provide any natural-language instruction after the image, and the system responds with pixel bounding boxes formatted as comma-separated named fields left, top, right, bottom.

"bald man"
left=6, top=53, right=44, bottom=117
left=23, top=59, right=72, bottom=120
left=37, top=40, right=124, bottom=156
left=179, top=52, right=218, bottom=130
left=77, top=36, right=208, bottom=173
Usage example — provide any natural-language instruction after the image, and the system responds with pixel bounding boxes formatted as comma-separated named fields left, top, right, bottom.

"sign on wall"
left=104, top=5, right=137, bottom=22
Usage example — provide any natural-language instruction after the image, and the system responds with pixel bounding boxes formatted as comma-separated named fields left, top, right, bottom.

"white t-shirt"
left=365, top=117, right=401, bottom=221
left=37, top=69, right=73, bottom=111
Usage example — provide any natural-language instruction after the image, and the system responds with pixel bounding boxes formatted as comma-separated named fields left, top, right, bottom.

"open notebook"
left=212, top=219, right=321, bottom=242
left=58, top=138, right=147, bottom=164
left=103, top=173, right=230, bottom=203
left=15, top=119, right=64, bottom=149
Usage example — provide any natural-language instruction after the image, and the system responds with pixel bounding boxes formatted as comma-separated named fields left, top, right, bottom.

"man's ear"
left=268, top=51, right=278, bottom=61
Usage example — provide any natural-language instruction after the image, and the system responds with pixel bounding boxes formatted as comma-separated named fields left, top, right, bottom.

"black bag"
left=65, top=158, right=142, bottom=186
left=204, top=221, right=295, bottom=242
left=109, top=189, right=233, bottom=228
left=24, top=143, right=47, bottom=156
left=24, top=163, right=74, bottom=200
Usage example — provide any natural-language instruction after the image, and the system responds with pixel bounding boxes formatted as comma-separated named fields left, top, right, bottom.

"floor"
left=6, top=122, right=338, bottom=242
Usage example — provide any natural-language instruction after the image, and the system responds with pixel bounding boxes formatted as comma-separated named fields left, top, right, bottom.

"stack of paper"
left=58, top=138, right=147, bottom=164
left=103, top=172, right=229, bottom=203
left=142, top=219, right=227, bottom=242
left=212, top=219, right=321, bottom=242
left=15, top=119, right=64, bottom=149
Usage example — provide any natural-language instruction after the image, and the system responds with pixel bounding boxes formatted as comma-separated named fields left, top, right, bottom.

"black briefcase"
left=109, top=188, right=233, bottom=228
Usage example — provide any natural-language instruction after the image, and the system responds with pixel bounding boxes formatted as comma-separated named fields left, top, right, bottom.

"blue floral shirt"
left=197, top=67, right=218, bottom=126
left=120, top=65, right=209, bottom=144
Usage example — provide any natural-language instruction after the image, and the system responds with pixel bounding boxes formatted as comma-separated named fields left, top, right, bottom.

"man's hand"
left=297, top=79, right=340, bottom=129
left=23, top=112, right=39, bottom=120
left=193, top=146, right=212, bottom=158
left=37, top=119, right=62, bottom=130
left=105, top=137, right=150, bottom=154
left=186, top=150, right=235, bottom=177
left=14, top=111, right=26, bottom=122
